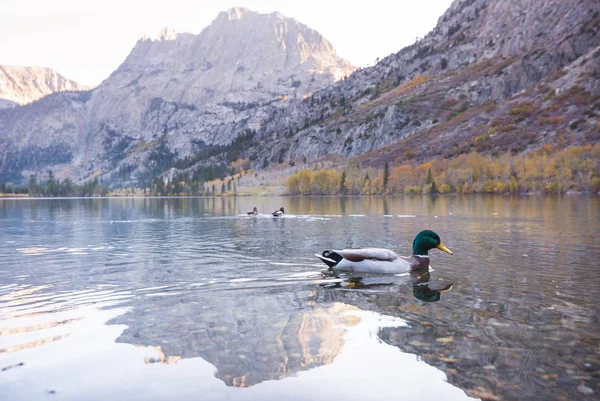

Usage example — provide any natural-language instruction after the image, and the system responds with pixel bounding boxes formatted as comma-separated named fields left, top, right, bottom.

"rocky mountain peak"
left=113, top=7, right=355, bottom=101
left=155, top=27, right=178, bottom=41
left=121, top=8, right=353, bottom=78
left=221, top=6, right=253, bottom=21
left=0, top=7, right=356, bottom=184
left=0, top=65, right=91, bottom=109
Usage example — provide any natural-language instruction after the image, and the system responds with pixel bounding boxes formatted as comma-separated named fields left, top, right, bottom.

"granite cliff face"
left=1, top=1, right=598, bottom=185
left=0, top=65, right=89, bottom=109
left=95, top=8, right=353, bottom=147
left=0, top=7, right=355, bottom=183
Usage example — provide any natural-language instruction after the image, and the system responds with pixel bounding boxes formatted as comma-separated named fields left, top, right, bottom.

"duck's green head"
left=412, top=230, right=453, bottom=256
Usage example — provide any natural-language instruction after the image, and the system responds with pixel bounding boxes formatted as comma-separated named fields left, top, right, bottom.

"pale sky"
left=1, top=0, right=455, bottom=86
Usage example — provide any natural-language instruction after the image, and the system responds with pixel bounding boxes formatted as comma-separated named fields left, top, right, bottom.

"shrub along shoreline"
left=2, top=145, right=597, bottom=198
left=286, top=145, right=600, bottom=195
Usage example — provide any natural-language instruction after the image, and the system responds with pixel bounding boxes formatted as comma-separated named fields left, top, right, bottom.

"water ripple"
left=0, top=196, right=598, bottom=401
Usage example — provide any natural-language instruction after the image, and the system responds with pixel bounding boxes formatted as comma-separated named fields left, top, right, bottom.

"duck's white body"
left=320, top=248, right=418, bottom=274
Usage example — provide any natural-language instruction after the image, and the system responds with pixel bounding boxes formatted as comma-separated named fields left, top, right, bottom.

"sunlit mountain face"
left=0, top=65, right=91, bottom=109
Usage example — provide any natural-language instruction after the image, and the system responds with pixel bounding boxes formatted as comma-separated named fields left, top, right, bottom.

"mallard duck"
left=316, top=230, right=452, bottom=274
left=272, top=207, right=285, bottom=217
left=247, top=207, right=259, bottom=215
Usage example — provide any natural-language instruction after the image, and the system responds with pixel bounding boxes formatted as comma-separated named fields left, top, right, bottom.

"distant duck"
left=316, top=230, right=452, bottom=274
left=247, top=207, right=259, bottom=215
left=272, top=207, right=285, bottom=217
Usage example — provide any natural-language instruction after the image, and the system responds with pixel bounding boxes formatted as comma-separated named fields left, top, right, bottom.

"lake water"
left=0, top=196, right=598, bottom=401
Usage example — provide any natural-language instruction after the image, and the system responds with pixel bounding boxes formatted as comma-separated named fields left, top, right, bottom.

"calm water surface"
left=0, top=196, right=598, bottom=401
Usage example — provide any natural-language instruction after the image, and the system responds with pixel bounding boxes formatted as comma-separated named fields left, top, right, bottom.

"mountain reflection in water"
left=0, top=196, right=598, bottom=401
left=0, top=284, right=474, bottom=401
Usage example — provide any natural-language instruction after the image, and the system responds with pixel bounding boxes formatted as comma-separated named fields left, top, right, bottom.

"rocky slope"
left=0, top=7, right=355, bottom=184
left=0, top=65, right=89, bottom=109
left=248, top=0, right=600, bottom=169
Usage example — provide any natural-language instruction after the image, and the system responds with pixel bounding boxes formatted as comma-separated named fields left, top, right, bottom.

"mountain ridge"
left=0, top=65, right=91, bottom=109
left=0, top=7, right=356, bottom=184
left=0, top=1, right=598, bottom=187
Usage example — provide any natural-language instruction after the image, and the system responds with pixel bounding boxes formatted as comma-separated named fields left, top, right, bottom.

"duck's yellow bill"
left=437, top=243, right=453, bottom=255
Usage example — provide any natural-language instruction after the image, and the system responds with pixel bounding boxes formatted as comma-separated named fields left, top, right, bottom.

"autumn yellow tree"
left=389, top=164, right=412, bottom=193
left=312, top=169, right=339, bottom=195
left=297, top=169, right=314, bottom=195
left=285, top=145, right=599, bottom=196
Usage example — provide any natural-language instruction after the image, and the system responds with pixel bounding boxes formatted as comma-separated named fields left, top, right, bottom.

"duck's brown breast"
left=405, top=255, right=430, bottom=271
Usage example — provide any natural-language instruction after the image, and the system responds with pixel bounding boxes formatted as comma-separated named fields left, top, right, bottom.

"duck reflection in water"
left=321, top=270, right=453, bottom=303
left=411, top=271, right=453, bottom=302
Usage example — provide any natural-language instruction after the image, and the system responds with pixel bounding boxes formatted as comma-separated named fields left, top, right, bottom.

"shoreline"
left=1, top=192, right=598, bottom=200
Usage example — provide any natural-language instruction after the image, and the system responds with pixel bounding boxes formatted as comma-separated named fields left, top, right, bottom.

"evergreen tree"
left=152, top=177, right=165, bottom=196
left=363, top=173, right=371, bottom=195
left=173, top=179, right=182, bottom=195
left=46, top=170, right=56, bottom=196
left=339, top=170, right=347, bottom=195
left=424, top=167, right=439, bottom=194
left=62, top=178, right=73, bottom=196
left=383, top=162, right=390, bottom=192
left=28, top=175, right=37, bottom=196
left=425, top=167, right=434, bottom=185
left=92, top=177, right=100, bottom=196
left=221, top=182, right=226, bottom=194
